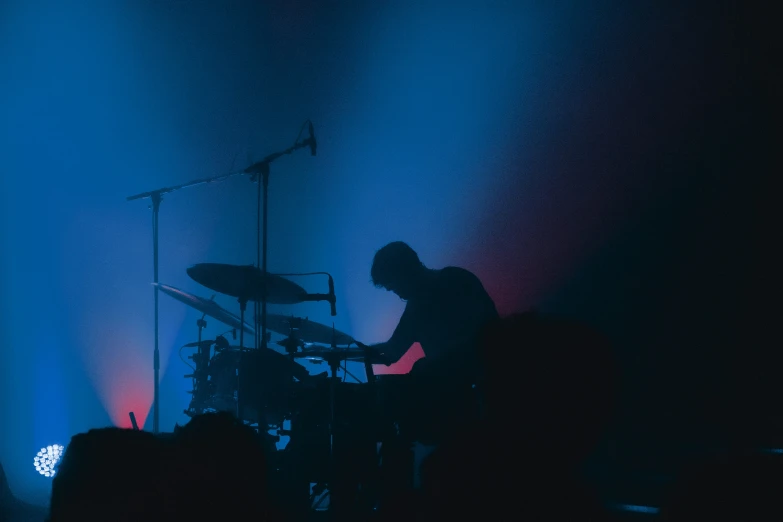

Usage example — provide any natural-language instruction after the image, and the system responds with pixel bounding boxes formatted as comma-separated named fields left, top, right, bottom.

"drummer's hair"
left=371, top=241, right=424, bottom=288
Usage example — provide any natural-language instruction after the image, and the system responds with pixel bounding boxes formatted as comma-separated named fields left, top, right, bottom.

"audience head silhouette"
left=48, top=428, right=169, bottom=522
left=47, top=413, right=272, bottom=522
left=172, top=412, right=270, bottom=519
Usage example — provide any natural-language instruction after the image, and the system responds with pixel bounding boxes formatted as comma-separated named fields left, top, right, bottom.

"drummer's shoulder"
left=437, top=266, right=481, bottom=284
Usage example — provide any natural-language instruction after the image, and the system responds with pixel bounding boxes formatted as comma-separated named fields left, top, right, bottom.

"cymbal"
left=293, top=346, right=368, bottom=363
left=187, top=263, right=306, bottom=304
left=154, top=283, right=255, bottom=336
left=182, top=339, right=217, bottom=348
left=222, top=346, right=311, bottom=382
left=265, top=314, right=354, bottom=345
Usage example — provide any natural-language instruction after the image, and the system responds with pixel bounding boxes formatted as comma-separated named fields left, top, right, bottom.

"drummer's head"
left=371, top=241, right=427, bottom=300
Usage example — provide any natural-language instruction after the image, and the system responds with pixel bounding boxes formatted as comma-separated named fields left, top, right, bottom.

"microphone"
left=328, top=274, right=336, bottom=316
left=308, top=121, right=317, bottom=156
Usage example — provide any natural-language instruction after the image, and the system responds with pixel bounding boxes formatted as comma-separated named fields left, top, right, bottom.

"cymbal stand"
left=327, top=336, right=340, bottom=455
left=279, top=322, right=302, bottom=421
left=280, top=318, right=303, bottom=369
left=193, top=315, right=208, bottom=402
left=252, top=162, right=269, bottom=354
left=236, top=297, right=248, bottom=420
left=327, top=358, right=339, bottom=455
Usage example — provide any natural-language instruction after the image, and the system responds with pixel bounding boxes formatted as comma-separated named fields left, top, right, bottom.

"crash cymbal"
left=154, top=283, right=255, bottom=336
left=187, top=263, right=306, bottom=304
left=264, top=314, right=353, bottom=345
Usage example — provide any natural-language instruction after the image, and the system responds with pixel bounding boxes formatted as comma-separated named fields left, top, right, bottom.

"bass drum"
left=205, top=348, right=300, bottom=427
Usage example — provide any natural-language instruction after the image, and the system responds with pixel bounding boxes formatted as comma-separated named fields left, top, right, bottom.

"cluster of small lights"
left=34, top=444, right=64, bottom=477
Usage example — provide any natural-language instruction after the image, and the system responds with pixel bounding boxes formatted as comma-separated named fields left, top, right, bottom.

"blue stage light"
left=33, top=444, right=64, bottom=478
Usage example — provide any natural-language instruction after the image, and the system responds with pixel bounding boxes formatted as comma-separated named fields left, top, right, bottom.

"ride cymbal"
left=187, top=263, right=307, bottom=304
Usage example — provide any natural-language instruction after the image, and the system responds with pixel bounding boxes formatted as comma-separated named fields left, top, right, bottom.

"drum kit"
left=153, top=267, right=376, bottom=433
left=126, top=122, right=415, bottom=514
left=157, top=264, right=395, bottom=514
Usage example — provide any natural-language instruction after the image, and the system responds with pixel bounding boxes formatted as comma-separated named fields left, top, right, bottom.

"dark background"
left=0, top=0, right=776, bottom=501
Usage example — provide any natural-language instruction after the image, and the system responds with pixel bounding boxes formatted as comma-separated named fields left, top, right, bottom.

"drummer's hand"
left=356, top=341, right=391, bottom=366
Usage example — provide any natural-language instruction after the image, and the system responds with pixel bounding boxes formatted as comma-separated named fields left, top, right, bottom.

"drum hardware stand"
left=327, top=357, right=340, bottom=454
left=126, top=120, right=314, bottom=433
left=339, top=362, right=362, bottom=383
left=312, top=350, right=345, bottom=512
left=236, top=296, right=249, bottom=420
left=298, top=353, right=343, bottom=515
left=196, top=317, right=207, bottom=347
left=279, top=323, right=303, bottom=434
left=192, top=316, right=208, bottom=403
left=279, top=318, right=304, bottom=394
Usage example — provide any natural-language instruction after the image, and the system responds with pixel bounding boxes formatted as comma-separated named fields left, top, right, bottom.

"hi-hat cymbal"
left=265, top=314, right=354, bottom=346
left=154, top=283, right=255, bottom=336
left=293, top=346, right=368, bottom=363
left=187, top=263, right=306, bottom=304
left=182, top=339, right=217, bottom=348
left=222, top=346, right=312, bottom=382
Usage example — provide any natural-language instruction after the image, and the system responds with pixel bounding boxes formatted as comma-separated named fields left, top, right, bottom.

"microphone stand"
left=125, top=134, right=311, bottom=434
left=243, top=140, right=312, bottom=355
left=127, top=173, right=243, bottom=433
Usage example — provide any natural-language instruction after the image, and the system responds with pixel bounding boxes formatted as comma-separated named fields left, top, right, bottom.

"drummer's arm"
left=372, top=306, right=416, bottom=365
